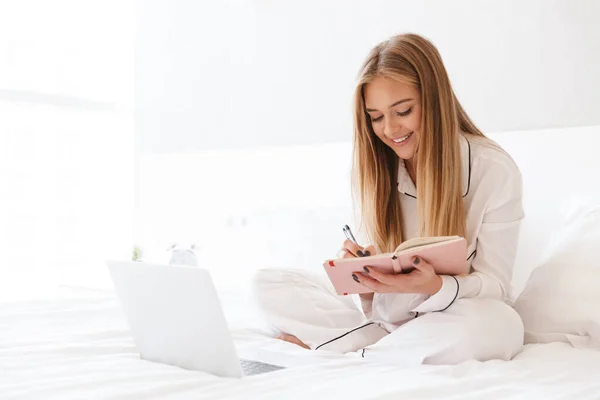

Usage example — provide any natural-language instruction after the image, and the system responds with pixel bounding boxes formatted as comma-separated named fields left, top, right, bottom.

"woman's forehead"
left=364, top=77, right=419, bottom=109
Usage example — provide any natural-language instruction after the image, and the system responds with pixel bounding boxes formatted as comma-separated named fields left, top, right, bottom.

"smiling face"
left=363, top=76, right=422, bottom=162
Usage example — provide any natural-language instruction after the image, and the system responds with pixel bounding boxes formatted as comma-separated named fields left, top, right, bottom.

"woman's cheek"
left=373, top=125, right=385, bottom=140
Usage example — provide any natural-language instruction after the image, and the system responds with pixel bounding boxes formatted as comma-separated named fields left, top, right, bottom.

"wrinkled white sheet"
left=2, top=290, right=600, bottom=400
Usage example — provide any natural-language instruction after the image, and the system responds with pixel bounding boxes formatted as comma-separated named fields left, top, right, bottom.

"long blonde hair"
left=352, top=33, right=485, bottom=252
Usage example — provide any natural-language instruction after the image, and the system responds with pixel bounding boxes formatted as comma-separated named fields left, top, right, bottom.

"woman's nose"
left=384, top=116, right=400, bottom=138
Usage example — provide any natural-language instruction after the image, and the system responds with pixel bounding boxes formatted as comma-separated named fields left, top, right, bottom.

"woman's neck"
left=405, top=158, right=417, bottom=185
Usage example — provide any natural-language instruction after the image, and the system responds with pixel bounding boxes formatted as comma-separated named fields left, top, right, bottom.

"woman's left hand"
left=354, top=256, right=443, bottom=295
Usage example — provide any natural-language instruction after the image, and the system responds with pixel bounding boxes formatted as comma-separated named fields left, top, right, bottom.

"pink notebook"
left=322, top=236, right=469, bottom=295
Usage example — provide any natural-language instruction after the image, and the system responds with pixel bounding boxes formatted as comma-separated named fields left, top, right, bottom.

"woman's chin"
left=387, top=133, right=418, bottom=160
left=392, top=145, right=416, bottom=160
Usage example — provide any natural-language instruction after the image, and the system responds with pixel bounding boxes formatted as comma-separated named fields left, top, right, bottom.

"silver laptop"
left=107, top=260, right=284, bottom=378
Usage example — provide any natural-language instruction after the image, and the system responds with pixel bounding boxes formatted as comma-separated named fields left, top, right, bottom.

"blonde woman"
left=252, top=33, right=524, bottom=365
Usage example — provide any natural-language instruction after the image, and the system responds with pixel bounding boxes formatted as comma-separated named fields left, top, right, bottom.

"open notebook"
left=323, top=236, right=468, bottom=295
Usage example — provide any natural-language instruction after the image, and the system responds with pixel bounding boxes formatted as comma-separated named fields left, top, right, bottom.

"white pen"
left=343, top=225, right=370, bottom=257
left=343, top=224, right=357, bottom=244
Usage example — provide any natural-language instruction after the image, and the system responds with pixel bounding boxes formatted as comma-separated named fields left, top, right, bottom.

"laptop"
left=106, top=260, right=285, bottom=378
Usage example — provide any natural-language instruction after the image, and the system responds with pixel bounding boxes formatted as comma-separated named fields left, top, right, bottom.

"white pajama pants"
left=252, top=268, right=524, bottom=366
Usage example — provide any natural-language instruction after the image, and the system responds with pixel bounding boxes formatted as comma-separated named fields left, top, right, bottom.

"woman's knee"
left=251, top=268, right=323, bottom=306
left=251, top=268, right=308, bottom=293
left=447, top=298, right=524, bottom=362
left=251, top=268, right=281, bottom=290
left=251, top=268, right=288, bottom=303
left=470, top=298, right=524, bottom=340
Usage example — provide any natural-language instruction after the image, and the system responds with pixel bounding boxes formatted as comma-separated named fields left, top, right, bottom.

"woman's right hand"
left=338, top=240, right=376, bottom=300
left=338, top=240, right=375, bottom=259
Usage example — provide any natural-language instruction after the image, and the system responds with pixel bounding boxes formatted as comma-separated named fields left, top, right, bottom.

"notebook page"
left=393, top=236, right=459, bottom=253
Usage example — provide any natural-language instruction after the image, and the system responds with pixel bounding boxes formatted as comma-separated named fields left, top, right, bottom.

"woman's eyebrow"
left=365, top=98, right=413, bottom=112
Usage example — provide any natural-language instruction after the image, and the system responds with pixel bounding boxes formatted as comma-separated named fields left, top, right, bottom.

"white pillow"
left=513, top=205, right=600, bottom=349
left=510, top=207, right=566, bottom=301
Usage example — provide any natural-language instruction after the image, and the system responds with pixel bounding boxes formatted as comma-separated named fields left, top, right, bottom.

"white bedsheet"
left=2, top=290, right=600, bottom=400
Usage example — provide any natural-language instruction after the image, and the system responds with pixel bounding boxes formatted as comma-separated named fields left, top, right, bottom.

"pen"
left=343, top=224, right=358, bottom=244
left=343, top=225, right=370, bottom=257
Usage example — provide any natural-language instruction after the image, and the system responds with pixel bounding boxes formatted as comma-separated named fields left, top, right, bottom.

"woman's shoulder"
left=462, top=133, right=523, bottom=203
left=462, top=134, right=524, bottom=217
left=464, top=133, right=521, bottom=177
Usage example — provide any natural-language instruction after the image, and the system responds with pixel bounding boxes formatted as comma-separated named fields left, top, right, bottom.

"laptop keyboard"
left=240, top=359, right=285, bottom=375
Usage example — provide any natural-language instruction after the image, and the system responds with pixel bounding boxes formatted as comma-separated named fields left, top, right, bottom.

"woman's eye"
left=371, top=115, right=383, bottom=123
left=397, top=108, right=412, bottom=117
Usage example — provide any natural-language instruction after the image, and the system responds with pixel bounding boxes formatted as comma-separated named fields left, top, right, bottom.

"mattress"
left=2, top=289, right=600, bottom=400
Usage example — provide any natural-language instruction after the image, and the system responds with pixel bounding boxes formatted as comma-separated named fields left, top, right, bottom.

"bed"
left=1, top=291, right=599, bottom=400
left=2, top=125, right=600, bottom=399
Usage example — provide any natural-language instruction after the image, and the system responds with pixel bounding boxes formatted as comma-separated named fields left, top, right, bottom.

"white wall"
left=135, top=0, right=600, bottom=153
left=0, top=0, right=135, bottom=299
left=134, top=142, right=356, bottom=286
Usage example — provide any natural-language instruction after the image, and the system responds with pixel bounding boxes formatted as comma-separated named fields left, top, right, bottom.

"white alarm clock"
left=167, top=243, right=199, bottom=267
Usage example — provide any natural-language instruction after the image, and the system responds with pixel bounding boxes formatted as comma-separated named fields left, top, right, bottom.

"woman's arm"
left=410, top=159, right=524, bottom=313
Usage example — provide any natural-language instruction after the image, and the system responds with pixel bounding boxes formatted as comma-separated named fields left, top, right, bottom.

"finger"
left=410, top=256, right=434, bottom=273
left=336, top=248, right=346, bottom=259
left=337, top=248, right=355, bottom=259
left=363, top=244, right=376, bottom=257
left=361, top=265, right=397, bottom=285
left=354, top=272, right=390, bottom=293
left=343, top=239, right=364, bottom=257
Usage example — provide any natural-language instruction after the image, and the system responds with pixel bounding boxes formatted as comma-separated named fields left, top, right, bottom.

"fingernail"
left=352, top=274, right=360, bottom=283
left=413, top=257, right=420, bottom=265
left=363, top=266, right=370, bottom=273
left=364, top=251, right=371, bottom=257
left=356, top=250, right=364, bottom=257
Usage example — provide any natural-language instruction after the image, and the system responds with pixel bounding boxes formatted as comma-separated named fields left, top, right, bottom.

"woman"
left=252, top=33, right=525, bottom=365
